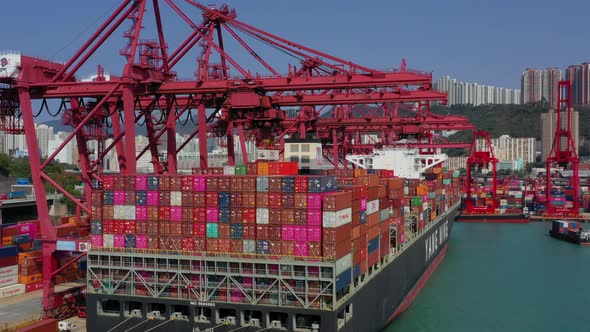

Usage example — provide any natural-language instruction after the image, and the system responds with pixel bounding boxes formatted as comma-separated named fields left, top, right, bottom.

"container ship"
left=85, top=147, right=461, bottom=332
left=549, top=220, right=590, bottom=245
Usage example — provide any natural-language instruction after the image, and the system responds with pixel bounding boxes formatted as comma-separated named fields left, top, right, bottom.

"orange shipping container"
left=19, top=273, right=42, bottom=285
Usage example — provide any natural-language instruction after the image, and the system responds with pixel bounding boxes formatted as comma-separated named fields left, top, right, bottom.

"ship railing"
left=91, top=247, right=336, bottom=264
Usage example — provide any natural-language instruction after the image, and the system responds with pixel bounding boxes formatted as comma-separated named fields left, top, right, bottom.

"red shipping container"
left=294, top=176, right=309, bottom=193
left=205, top=192, right=219, bottom=207
left=367, top=213, right=380, bottom=227
left=269, top=225, right=282, bottom=241
left=193, top=192, right=206, bottom=207
left=103, top=176, right=114, bottom=189
left=242, top=209, right=256, bottom=224
left=170, top=223, right=183, bottom=236
left=256, top=192, right=269, bottom=208
left=352, top=225, right=360, bottom=240
left=218, top=224, right=230, bottom=239
left=294, top=193, right=308, bottom=208
left=158, top=221, right=170, bottom=236
left=241, top=192, right=256, bottom=208
left=147, top=235, right=159, bottom=249
left=158, top=207, right=171, bottom=221
left=230, top=192, right=243, bottom=208
left=294, top=209, right=307, bottom=225
left=256, top=225, right=269, bottom=239
left=147, top=221, right=159, bottom=236
left=268, top=193, right=282, bottom=208
left=193, top=223, right=206, bottom=238
left=135, top=221, right=147, bottom=234
left=182, top=237, right=195, bottom=251
left=269, top=210, right=282, bottom=225
left=230, top=209, right=243, bottom=223
left=368, top=224, right=380, bottom=240
left=269, top=241, right=281, bottom=255
left=193, top=208, right=206, bottom=222
left=218, top=239, right=231, bottom=253
left=281, top=209, right=295, bottom=224
left=125, top=221, right=136, bottom=234
left=380, top=238, right=389, bottom=258
left=194, top=238, right=206, bottom=251
left=181, top=175, right=193, bottom=190
left=102, top=206, right=114, bottom=220
left=323, top=223, right=352, bottom=243
left=182, top=222, right=193, bottom=236
left=181, top=192, right=194, bottom=207
left=323, top=192, right=353, bottom=211
left=158, top=191, right=171, bottom=206
left=281, top=241, right=295, bottom=256
left=25, top=281, right=43, bottom=293
left=243, top=225, right=256, bottom=239
left=281, top=193, right=294, bottom=209
left=308, top=242, right=321, bottom=257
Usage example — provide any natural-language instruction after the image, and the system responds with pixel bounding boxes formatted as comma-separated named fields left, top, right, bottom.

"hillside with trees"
left=433, top=103, right=590, bottom=157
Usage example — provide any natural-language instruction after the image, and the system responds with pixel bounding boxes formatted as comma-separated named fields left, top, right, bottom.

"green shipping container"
left=443, top=179, right=452, bottom=185
left=235, top=165, right=247, bottom=175
left=206, top=223, right=219, bottom=238
left=452, top=171, right=460, bottom=178
left=411, top=196, right=423, bottom=207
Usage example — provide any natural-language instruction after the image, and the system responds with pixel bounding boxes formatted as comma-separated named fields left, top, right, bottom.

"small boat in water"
left=549, top=220, right=590, bottom=245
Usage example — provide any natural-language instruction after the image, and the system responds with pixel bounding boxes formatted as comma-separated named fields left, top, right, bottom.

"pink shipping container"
left=206, top=208, right=219, bottom=222
left=114, top=191, right=125, bottom=205
left=360, top=198, right=367, bottom=211
left=294, top=242, right=308, bottom=256
left=114, top=234, right=125, bottom=248
left=307, top=194, right=323, bottom=209
left=307, top=210, right=322, bottom=226
left=147, top=191, right=159, bottom=206
left=294, top=226, right=308, bottom=242
left=170, top=207, right=182, bottom=222
left=135, top=175, right=147, bottom=190
left=18, top=223, right=37, bottom=239
left=281, top=225, right=294, bottom=241
left=91, top=235, right=103, bottom=248
left=135, top=206, right=147, bottom=221
left=135, top=235, right=148, bottom=249
left=307, top=227, right=322, bottom=242
left=193, top=176, right=207, bottom=192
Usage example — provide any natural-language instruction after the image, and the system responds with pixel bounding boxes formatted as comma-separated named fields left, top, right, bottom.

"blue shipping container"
left=367, top=237, right=379, bottom=254
left=0, top=246, right=18, bottom=258
left=353, top=264, right=361, bottom=279
left=336, top=268, right=352, bottom=291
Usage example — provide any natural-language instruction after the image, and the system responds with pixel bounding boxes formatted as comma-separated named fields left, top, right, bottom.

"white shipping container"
left=366, top=200, right=380, bottom=215
left=124, top=205, right=136, bottom=220
left=403, top=206, right=410, bottom=214
left=103, top=234, right=114, bottom=248
left=256, top=208, right=269, bottom=224
left=422, top=202, right=429, bottom=210
left=224, top=166, right=236, bottom=175
left=322, top=208, right=352, bottom=228
left=113, top=206, right=124, bottom=219
left=500, top=199, right=508, bottom=206
left=0, top=283, right=25, bottom=300
left=170, top=191, right=182, bottom=206
left=243, top=240, right=256, bottom=254
left=403, top=187, right=409, bottom=196
left=0, top=265, right=18, bottom=278
left=0, top=274, right=18, bottom=288
left=335, top=253, right=352, bottom=275
left=257, top=149, right=280, bottom=161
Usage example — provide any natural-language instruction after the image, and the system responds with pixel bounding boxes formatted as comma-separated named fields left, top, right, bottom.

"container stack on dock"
left=0, top=245, right=24, bottom=300
left=496, top=178, right=525, bottom=214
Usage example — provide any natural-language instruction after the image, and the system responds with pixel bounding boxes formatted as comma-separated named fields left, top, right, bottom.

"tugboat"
left=549, top=220, right=590, bottom=245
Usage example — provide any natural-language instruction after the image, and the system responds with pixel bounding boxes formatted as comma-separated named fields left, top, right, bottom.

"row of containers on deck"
left=0, top=218, right=87, bottom=300
left=468, top=177, right=590, bottom=213
left=89, top=163, right=462, bottom=294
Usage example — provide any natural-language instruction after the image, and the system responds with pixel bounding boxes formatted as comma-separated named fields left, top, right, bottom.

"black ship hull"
left=86, top=204, right=459, bottom=332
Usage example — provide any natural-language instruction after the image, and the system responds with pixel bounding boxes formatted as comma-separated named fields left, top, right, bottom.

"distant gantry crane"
left=544, top=81, right=580, bottom=218
left=0, top=1, right=475, bottom=317
left=464, top=130, right=498, bottom=214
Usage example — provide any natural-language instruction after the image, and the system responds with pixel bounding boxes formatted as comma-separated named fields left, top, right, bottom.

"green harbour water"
left=386, top=221, right=590, bottom=332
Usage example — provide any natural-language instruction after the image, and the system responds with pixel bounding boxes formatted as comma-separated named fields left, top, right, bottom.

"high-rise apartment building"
left=541, top=109, right=579, bottom=159
left=477, top=135, right=536, bottom=164
left=565, top=63, right=590, bottom=105
left=434, top=76, right=520, bottom=106
left=541, top=68, right=561, bottom=108
left=521, top=68, right=542, bottom=104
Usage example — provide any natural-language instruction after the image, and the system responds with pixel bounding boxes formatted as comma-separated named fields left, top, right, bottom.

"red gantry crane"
left=544, top=81, right=580, bottom=218
left=464, top=130, right=498, bottom=214
left=0, top=1, right=476, bottom=317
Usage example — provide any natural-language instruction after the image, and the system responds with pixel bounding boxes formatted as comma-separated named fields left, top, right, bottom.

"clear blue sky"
left=2, top=0, right=589, bottom=89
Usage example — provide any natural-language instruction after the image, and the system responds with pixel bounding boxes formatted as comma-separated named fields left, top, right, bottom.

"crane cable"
left=144, top=320, right=171, bottom=332
left=105, top=315, right=136, bottom=332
